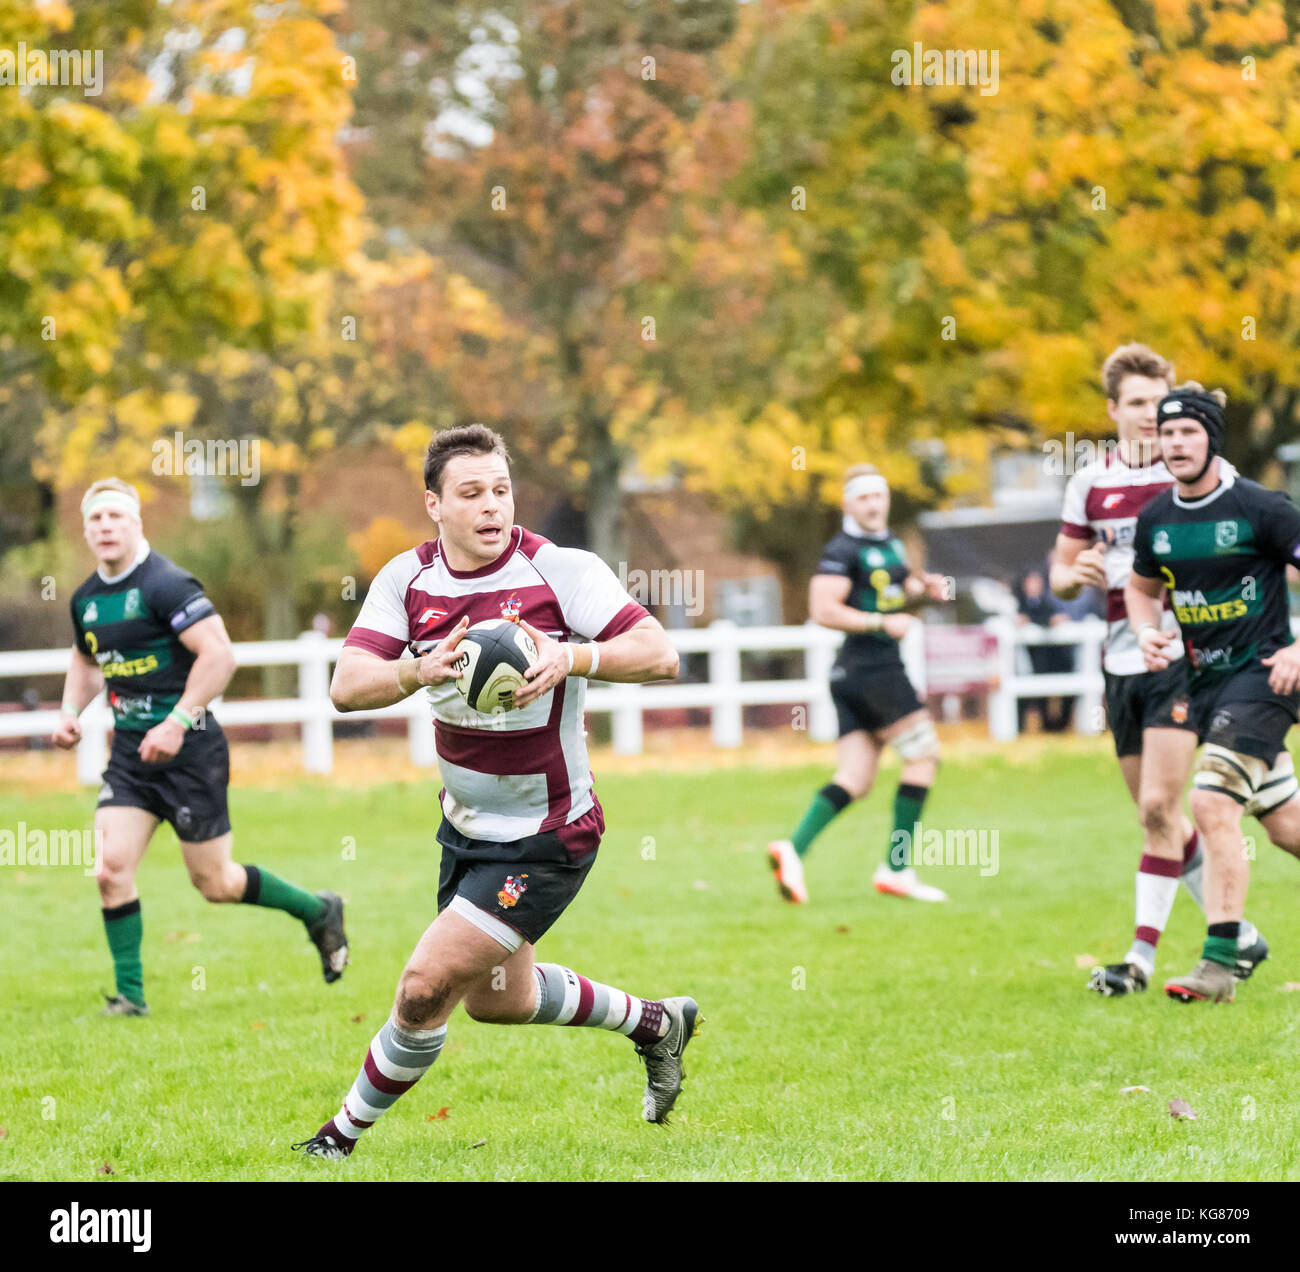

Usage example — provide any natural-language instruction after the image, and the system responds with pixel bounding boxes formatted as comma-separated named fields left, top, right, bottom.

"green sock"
left=241, top=865, right=325, bottom=925
left=103, top=900, right=145, bottom=1007
left=791, top=784, right=852, bottom=856
left=889, top=783, right=930, bottom=872
left=1202, top=936, right=1238, bottom=969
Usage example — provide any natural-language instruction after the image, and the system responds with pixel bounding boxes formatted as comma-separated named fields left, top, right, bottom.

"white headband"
left=81, top=490, right=141, bottom=522
left=844, top=474, right=889, bottom=500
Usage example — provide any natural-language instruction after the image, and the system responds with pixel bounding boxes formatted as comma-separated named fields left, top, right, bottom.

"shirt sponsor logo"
left=1102, top=493, right=1125, bottom=509
left=1171, top=590, right=1248, bottom=625
left=418, top=607, right=447, bottom=626
left=1193, top=648, right=1234, bottom=673
left=102, top=654, right=161, bottom=678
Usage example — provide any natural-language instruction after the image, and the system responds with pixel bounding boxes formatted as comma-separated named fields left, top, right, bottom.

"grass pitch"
left=3, top=739, right=1299, bottom=1181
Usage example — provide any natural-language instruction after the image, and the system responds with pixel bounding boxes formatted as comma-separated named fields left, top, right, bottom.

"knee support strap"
left=1193, top=744, right=1268, bottom=807
left=893, top=716, right=939, bottom=762
left=1243, top=750, right=1299, bottom=819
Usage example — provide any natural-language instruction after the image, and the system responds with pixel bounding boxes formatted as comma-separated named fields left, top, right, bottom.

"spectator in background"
left=1016, top=566, right=1075, bottom=733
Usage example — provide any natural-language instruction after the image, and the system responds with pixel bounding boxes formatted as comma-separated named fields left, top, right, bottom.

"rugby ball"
left=451, top=619, right=539, bottom=713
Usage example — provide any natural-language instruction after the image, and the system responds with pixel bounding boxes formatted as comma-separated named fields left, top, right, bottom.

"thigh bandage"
left=1242, top=750, right=1299, bottom=818
left=893, top=716, right=939, bottom=761
left=1193, top=744, right=1269, bottom=807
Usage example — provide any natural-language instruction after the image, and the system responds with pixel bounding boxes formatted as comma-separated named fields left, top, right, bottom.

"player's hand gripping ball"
left=452, top=619, right=539, bottom=713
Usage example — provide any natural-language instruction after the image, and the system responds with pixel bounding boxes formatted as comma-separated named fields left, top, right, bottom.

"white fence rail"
left=9, top=614, right=1270, bottom=781
left=1, top=623, right=902, bottom=785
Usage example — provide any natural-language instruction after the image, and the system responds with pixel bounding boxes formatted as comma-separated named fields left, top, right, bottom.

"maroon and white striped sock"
left=1126, top=852, right=1183, bottom=974
left=319, top=1017, right=446, bottom=1149
left=529, top=963, right=667, bottom=1045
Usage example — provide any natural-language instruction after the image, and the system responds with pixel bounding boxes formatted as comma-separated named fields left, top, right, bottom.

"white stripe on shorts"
left=448, top=894, right=524, bottom=953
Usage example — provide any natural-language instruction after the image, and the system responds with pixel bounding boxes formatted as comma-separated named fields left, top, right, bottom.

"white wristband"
left=565, top=644, right=575, bottom=675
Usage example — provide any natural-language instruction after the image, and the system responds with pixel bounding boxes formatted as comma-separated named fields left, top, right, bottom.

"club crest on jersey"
left=865, top=549, right=885, bottom=567
left=1153, top=530, right=1171, bottom=555
left=1215, top=520, right=1238, bottom=548
left=499, top=593, right=522, bottom=622
left=497, top=873, right=529, bottom=908
left=84, top=601, right=99, bottom=623
left=418, top=607, right=447, bottom=626
left=124, top=588, right=142, bottom=618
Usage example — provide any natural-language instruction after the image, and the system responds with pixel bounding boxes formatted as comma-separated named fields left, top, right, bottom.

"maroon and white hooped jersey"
left=345, top=526, right=650, bottom=841
left=1059, top=451, right=1179, bottom=676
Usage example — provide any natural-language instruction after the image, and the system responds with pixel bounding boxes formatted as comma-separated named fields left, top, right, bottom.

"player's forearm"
left=176, top=646, right=238, bottom=716
left=61, top=655, right=103, bottom=714
left=331, top=656, right=416, bottom=712
left=1049, top=562, right=1081, bottom=600
left=1124, top=583, right=1163, bottom=634
left=813, top=601, right=913, bottom=632
left=571, top=629, right=679, bottom=683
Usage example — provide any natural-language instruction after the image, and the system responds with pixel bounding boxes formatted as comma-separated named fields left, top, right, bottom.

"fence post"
left=408, top=694, right=436, bottom=766
left=611, top=684, right=643, bottom=755
left=299, top=631, right=334, bottom=774
left=1076, top=616, right=1105, bottom=735
left=76, top=695, right=110, bottom=787
left=709, top=620, right=742, bottom=747
left=806, top=624, right=837, bottom=742
left=901, top=619, right=927, bottom=698
left=986, top=616, right=1018, bottom=742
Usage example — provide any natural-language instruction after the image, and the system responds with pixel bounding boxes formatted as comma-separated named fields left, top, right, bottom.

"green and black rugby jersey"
left=1131, top=472, right=1300, bottom=689
left=69, top=544, right=217, bottom=733
left=815, top=525, right=911, bottom=673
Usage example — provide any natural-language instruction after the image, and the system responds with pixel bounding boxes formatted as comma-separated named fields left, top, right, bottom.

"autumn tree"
left=915, top=0, right=1300, bottom=470
left=338, top=0, right=796, bottom=564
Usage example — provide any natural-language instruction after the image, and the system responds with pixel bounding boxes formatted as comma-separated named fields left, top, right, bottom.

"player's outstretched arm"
left=51, top=648, right=104, bottom=749
left=330, top=617, right=469, bottom=712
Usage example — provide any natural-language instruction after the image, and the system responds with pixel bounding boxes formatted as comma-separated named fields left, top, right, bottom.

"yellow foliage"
left=348, top=517, right=422, bottom=580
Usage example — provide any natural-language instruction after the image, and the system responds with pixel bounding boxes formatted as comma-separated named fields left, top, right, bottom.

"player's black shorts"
left=1192, top=662, right=1300, bottom=763
left=97, top=724, right=231, bottom=843
left=435, top=800, right=604, bottom=947
left=1103, top=661, right=1196, bottom=758
left=828, top=663, right=923, bottom=738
